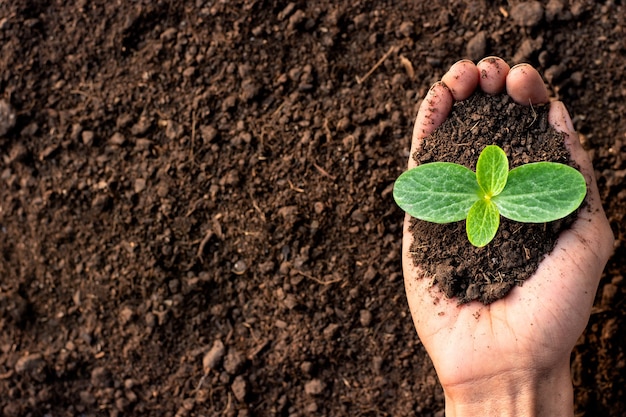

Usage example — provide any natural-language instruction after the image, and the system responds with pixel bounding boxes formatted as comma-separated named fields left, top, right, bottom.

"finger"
left=476, top=56, right=510, bottom=94
left=409, top=81, right=453, bottom=168
left=506, top=63, right=549, bottom=105
left=441, top=59, right=480, bottom=101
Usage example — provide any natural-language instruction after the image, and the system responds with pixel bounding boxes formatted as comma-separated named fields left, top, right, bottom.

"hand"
left=402, top=57, right=614, bottom=416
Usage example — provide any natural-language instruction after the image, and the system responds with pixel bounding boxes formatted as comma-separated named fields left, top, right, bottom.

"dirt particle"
left=168, top=279, right=180, bottom=293
left=601, top=317, right=619, bottom=341
left=145, top=312, right=156, bottom=328
left=8, top=143, right=28, bottom=163
left=81, top=130, right=95, bottom=146
left=134, top=178, right=147, bottom=193
left=466, top=31, right=487, bottom=61
left=287, top=9, right=306, bottom=31
left=397, top=21, right=415, bottom=38
left=90, top=366, right=112, bottom=388
left=323, top=323, right=340, bottom=339
left=200, top=125, right=218, bottom=144
left=203, top=340, right=226, bottom=372
left=221, top=95, right=237, bottom=112
left=109, top=132, right=126, bottom=146
left=20, top=122, right=38, bottom=137
left=336, top=116, right=351, bottom=131
left=544, top=64, right=566, bottom=84
left=232, top=260, right=248, bottom=275
left=39, top=144, right=59, bottom=160
left=223, top=348, right=245, bottom=375
left=240, top=79, right=260, bottom=101
left=304, top=378, right=325, bottom=396
left=91, top=194, right=111, bottom=212
left=116, top=114, right=133, bottom=129
left=601, top=283, right=618, bottom=306
left=119, top=306, right=134, bottom=325
left=165, top=120, right=183, bottom=140
left=278, top=3, right=296, bottom=21
left=510, top=1, right=544, bottom=27
left=513, top=36, right=544, bottom=63
left=14, top=353, right=44, bottom=374
left=160, top=27, right=177, bottom=41
left=182, top=66, right=196, bottom=78
left=545, top=0, right=565, bottom=21
left=353, top=13, right=369, bottom=29
left=359, top=309, right=373, bottom=327
left=284, top=294, right=298, bottom=309
left=131, top=116, right=152, bottom=136
left=79, top=390, right=96, bottom=405
left=0, top=99, right=16, bottom=137
left=231, top=375, right=247, bottom=402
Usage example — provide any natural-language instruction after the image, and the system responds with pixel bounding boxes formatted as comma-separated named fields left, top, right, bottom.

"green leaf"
left=494, top=162, right=587, bottom=222
left=466, top=199, right=500, bottom=247
left=393, top=162, right=481, bottom=223
left=476, top=145, right=509, bottom=197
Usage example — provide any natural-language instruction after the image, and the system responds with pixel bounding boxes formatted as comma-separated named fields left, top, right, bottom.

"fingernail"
left=477, top=56, right=499, bottom=65
left=510, top=63, right=530, bottom=70
left=429, top=80, right=445, bottom=90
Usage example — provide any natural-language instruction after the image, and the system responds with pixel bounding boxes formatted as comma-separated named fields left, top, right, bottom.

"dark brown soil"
left=409, top=91, right=578, bottom=305
left=0, top=1, right=624, bottom=416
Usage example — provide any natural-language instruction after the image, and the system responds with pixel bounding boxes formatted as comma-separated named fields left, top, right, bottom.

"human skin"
left=402, top=57, right=614, bottom=416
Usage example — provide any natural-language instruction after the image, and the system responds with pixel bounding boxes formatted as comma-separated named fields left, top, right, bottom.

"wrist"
left=442, top=359, right=573, bottom=417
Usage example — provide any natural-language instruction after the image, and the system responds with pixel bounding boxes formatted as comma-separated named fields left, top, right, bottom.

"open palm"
left=401, top=58, right=614, bottom=413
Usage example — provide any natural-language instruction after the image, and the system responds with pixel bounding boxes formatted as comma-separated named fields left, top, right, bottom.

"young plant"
left=393, top=145, right=587, bottom=247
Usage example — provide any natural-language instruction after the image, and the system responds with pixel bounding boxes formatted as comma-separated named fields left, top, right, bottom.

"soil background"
left=0, top=1, right=624, bottom=416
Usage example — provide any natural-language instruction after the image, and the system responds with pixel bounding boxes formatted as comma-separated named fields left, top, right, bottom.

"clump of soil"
left=408, top=91, right=578, bottom=304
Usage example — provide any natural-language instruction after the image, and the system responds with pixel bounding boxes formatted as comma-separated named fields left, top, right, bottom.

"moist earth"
left=0, top=1, right=625, bottom=416
left=409, top=91, right=578, bottom=305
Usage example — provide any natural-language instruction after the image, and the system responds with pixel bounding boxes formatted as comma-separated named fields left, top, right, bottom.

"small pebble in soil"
left=200, top=125, right=218, bottom=144
left=223, top=348, right=245, bottom=375
left=81, top=130, right=95, bottom=146
left=359, top=309, right=373, bottom=327
left=232, top=260, right=248, bottom=275
left=510, top=1, right=544, bottom=27
left=397, top=21, right=414, bottom=38
left=109, top=132, right=126, bottom=146
left=466, top=31, right=487, bottom=61
left=300, top=361, right=313, bottom=374
left=119, top=306, right=134, bottom=325
left=304, top=378, right=325, bottom=396
left=231, top=375, right=247, bottom=402
left=323, top=323, right=340, bottom=339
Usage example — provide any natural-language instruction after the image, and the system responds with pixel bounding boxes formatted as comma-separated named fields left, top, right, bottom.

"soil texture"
left=409, top=91, right=578, bottom=305
left=0, top=1, right=625, bottom=416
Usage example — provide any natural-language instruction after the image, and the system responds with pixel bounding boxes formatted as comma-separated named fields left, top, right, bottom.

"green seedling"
left=393, top=145, right=587, bottom=247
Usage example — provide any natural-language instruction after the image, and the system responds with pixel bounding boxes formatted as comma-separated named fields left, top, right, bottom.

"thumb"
left=548, top=100, right=614, bottom=269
